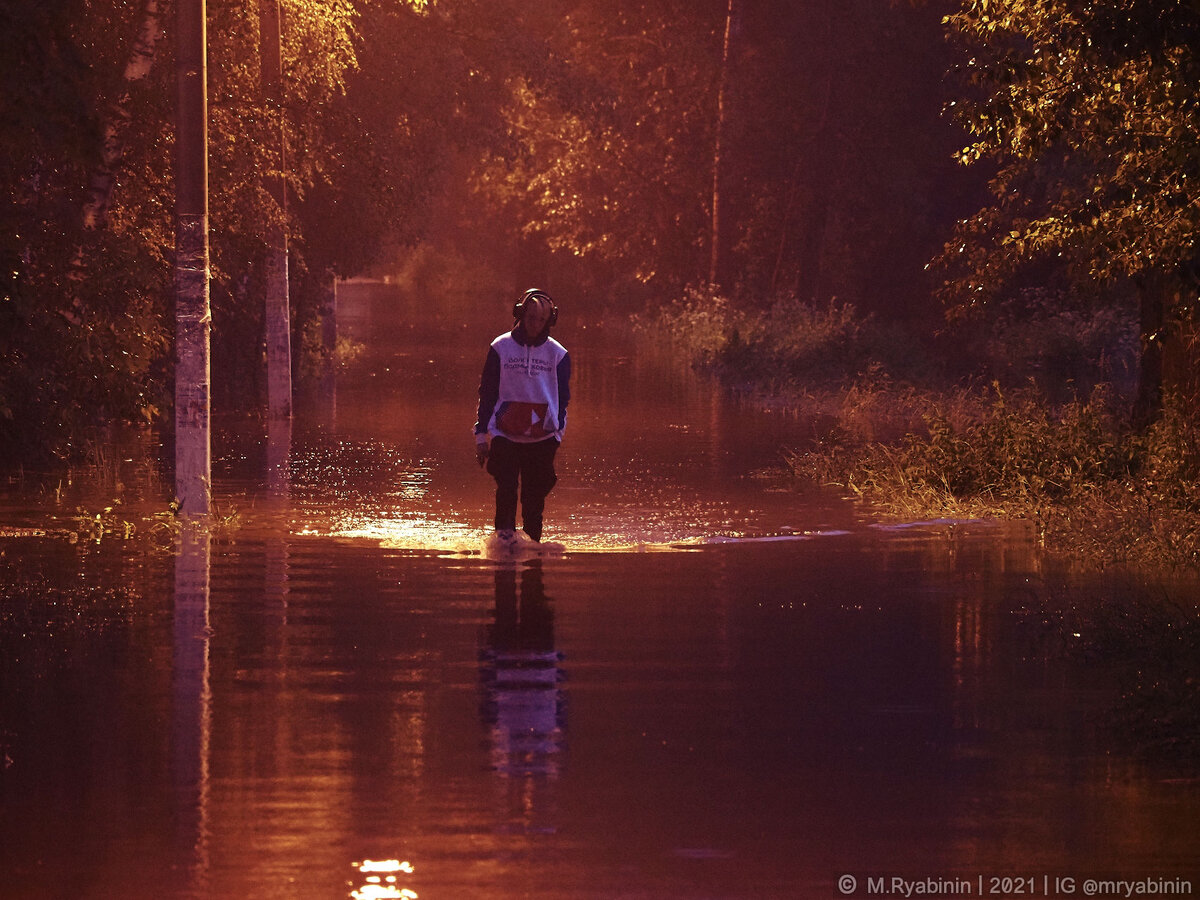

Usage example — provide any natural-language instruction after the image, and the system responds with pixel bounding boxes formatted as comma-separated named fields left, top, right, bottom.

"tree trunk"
left=82, top=0, right=165, bottom=231
left=175, top=0, right=212, bottom=517
left=320, top=275, right=338, bottom=415
left=709, top=0, right=735, bottom=288
left=321, top=274, right=338, bottom=372
left=769, top=5, right=834, bottom=301
left=796, top=4, right=835, bottom=303
left=260, top=0, right=292, bottom=419
left=1133, top=271, right=1167, bottom=430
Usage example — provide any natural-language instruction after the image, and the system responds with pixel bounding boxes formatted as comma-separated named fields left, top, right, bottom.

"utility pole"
left=260, top=0, right=292, bottom=419
left=175, top=0, right=211, bottom=516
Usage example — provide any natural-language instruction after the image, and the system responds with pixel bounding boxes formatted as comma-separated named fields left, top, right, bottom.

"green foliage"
left=470, top=0, right=716, bottom=295
left=0, top=90, right=171, bottom=458
left=635, top=285, right=746, bottom=362
left=964, top=287, right=1140, bottom=393
left=71, top=503, right=138, bottom=544
left=294, top=0, right=467, bottom=280
left=1130, top=392, right=1200, bottom=514
left=732, top=296, right=873, bottom=382
left=1, top=0, right=444, bottom=456
left=937, top=0, right=1200, bottom=314
left=726, top=1, right=964, bottom=314
left=787, top=381, right=1200, bottom=569
left=792, top=384, right=1124, bottom=504
left=466, top=0, right=964, bottom=312
left=898, top=384, right=1128, bottom=503
left=639, top=284, right=920, bottom=386
left=297, top=314, right=363, bottom=379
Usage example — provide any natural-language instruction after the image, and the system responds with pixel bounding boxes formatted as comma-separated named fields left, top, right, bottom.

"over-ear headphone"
left=512, top=288, right=558, bottom=327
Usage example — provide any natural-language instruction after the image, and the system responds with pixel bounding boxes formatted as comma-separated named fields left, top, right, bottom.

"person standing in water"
left=475, top=288, right=571, bottom=543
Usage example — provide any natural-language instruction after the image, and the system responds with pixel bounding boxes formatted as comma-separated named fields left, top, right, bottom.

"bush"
left=899, top=384, right=1127, bottom=502
left=967, top=287, right=1139, bottom=396
left=724, top=294, right=868, bottom=382
left=638, top=284, right=917, bottom=387
left=634, top=284, right=745, bottom=362
left=641, top=283, right=1200, bottom=569
left=789, top=383, right=1200, bottom=569
left=1132, top=392, right=1200, bottom=513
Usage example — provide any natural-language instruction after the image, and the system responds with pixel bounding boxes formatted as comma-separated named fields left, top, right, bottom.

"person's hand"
left=475, top=438, right=489, bottom=468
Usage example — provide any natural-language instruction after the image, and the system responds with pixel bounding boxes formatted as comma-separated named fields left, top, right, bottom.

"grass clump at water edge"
left=638, top=285, right=1200, bottom=572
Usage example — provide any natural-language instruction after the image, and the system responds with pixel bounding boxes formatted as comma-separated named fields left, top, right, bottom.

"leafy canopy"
left=937, top=0, right=1200, bottom=317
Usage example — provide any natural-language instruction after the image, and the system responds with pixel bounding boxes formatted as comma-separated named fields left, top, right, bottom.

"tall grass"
left=642, top=285, right=1200, bottom=571
left=636, top=284, right=915, bottom=387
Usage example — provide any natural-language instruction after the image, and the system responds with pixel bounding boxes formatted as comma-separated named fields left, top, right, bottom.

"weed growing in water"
left=642, top=285, right=1200, bottom=571
left=789, top=385, right=1200, bottom=569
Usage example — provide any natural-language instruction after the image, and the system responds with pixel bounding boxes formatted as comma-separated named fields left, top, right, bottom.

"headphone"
left=512, top=288, right=558, bottom=327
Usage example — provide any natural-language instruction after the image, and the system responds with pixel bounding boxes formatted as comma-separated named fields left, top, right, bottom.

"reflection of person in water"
left=474, top=289, right=571, bottom=544
left=480, top=561, right=566, bottom=779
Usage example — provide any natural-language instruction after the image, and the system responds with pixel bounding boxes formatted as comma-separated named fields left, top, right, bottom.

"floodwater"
left=2, top=282, right=1199, bottom=899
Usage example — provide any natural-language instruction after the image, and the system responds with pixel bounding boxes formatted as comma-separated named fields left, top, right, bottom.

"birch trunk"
left=175, top=0, right=212, bottom=516
left=260, top=0, right=292, bottom=419
left=83, top=0, right=165, bottom=231
left=708, top=0, right=735, bottom=288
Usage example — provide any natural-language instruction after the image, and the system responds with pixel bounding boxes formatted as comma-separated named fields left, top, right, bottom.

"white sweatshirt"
left=475, top=328, right=571, bottom=443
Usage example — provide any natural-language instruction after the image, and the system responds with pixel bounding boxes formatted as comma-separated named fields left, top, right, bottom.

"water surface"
left=1, top=283, right=1198, bottom=898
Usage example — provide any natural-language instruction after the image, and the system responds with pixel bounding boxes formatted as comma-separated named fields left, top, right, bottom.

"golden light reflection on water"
left=350, top=859, right=417, bottom=900
left=309, top=511, right=856, bottom=556
left=310, top=512, right=711, bottom=555
left=309, top=514, right=486, bottom=554
left=282, top=428, right=859, bottom=553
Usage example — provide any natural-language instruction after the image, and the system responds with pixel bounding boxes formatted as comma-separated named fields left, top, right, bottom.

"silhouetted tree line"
left=1, top=0, right=1196, bottom=460
left=466, top=0, right=971, bottom=320
left=936, top=0, right=1200, bottom=425
left=0, top=0, right=490, bottom=459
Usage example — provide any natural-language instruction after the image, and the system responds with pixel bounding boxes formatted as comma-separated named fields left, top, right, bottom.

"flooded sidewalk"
left=3, top=524, right=1199, bottom=898
left=2, top=284, right=1198, bottom=897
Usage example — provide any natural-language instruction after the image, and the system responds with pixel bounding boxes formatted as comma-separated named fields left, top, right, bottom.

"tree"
left=0, top=0, right=424, bottom=460
left=82, top=0, right=165, bottom=233
left=720, top=0, right=965, bottom=316
left=294, top=0, right=462, bottom=283
left=937, top=0, right=1200, bottom=424
left=469, top=0, right=726, bottom=301
left=464, top=0, right=964, bottom=315
left=0, top=0, right=173, bottom=460
left=709, top=0, right=735, bottom=287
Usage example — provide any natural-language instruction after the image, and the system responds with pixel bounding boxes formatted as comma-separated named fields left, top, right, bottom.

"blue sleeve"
left=557, top=351, right=571, bottom=432
left=476, top=346, right=500, bottom=435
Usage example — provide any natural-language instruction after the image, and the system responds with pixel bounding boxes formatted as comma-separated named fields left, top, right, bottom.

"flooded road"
left=2, top=283, right=1199, bottom=898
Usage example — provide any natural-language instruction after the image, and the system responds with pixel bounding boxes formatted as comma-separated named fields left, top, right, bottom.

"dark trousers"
left=486, top=436, right=559, bottom=541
